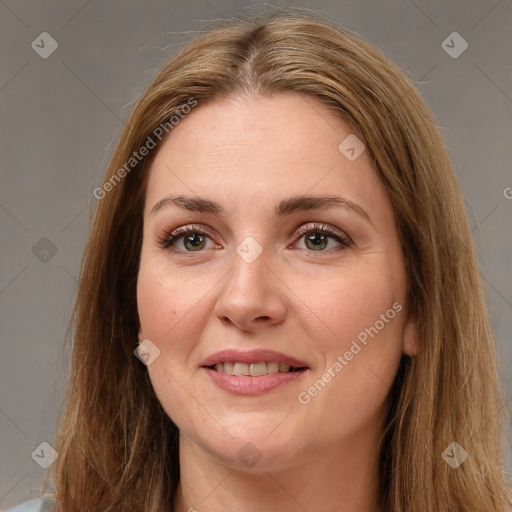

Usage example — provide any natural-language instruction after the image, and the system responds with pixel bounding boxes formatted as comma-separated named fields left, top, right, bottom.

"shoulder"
left=5, top=497, right=55, bottom=512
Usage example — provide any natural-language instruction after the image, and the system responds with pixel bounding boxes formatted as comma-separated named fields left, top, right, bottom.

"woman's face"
left=137, top=93, right=417, bottom=471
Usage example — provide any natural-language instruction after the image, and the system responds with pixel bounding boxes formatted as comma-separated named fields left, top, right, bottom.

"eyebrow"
left=150, top=194, right=373, bottom=225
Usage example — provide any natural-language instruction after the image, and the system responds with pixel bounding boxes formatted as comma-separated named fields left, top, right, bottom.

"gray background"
left=1, top=0, right=511, bottom=508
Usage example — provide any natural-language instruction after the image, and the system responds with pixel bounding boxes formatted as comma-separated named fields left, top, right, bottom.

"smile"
left=208, top=361, right=306, bottom=376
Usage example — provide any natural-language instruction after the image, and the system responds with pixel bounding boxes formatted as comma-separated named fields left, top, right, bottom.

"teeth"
left=250, top=362, right=267, bottom=376
left=266, top=361, right=279, bottom=374
left=211, top=361, right=301, bottom=376
left=233, top=362, right=250, bottom=376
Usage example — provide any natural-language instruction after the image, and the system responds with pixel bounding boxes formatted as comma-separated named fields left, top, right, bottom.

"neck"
left=172, top=428, right=383, bottom=512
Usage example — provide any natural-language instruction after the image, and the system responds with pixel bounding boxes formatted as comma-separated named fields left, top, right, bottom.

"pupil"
left=306, top=233, right=327, bottom=250
left=185, top=233, right=205, bottom=250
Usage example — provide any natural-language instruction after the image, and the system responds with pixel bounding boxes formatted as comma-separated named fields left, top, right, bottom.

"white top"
left=6, top=497, right=55, bottom=512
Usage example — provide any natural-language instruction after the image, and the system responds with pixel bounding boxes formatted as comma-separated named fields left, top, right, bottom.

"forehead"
left=145, top=93, right=383, bottom=214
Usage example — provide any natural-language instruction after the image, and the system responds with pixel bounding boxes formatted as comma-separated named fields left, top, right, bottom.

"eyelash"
left=156, top=222, right=351, bottom=254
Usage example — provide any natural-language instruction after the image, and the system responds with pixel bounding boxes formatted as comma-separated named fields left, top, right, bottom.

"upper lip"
left=201, top=349, right=310, bottom=369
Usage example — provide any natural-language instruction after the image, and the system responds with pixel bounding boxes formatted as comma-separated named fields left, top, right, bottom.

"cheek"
left=136, top=248, right=208, bottom=344
left=302, top=259, right=405, bottom=348
left=294, top=262, right=406, bottom=432
left=136, top=251, right=210, bottom=433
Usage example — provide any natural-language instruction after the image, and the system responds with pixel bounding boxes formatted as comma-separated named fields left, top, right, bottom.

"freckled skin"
left=136, top=93, right=417, bottom=512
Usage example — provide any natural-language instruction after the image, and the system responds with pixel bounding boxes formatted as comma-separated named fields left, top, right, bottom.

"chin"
left=190, top=420, right=306, bottom=472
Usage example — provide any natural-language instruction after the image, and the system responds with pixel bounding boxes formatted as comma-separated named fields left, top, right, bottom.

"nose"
left=213, top=244, right=287, bottom=332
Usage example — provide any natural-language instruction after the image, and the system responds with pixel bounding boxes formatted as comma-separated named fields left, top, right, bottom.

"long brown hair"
left=44, top=7, right=511, bottom=511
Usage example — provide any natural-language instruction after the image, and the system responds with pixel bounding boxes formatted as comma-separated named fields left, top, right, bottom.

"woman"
left=9, top=7, right=511, bottom=512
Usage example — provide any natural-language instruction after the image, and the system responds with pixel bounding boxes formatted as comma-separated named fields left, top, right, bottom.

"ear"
left=402, top=313, right=419, bottom=357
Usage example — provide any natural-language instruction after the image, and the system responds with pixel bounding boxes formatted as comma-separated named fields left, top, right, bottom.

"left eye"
left=295, top=230, right=349, bottom=251
left=293, top=223, right=351, bottom=252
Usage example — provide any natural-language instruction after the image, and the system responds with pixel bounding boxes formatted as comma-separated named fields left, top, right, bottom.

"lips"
left=200, top=348, right=311, bottom=395
left=200, top=348, right=310, bottom=371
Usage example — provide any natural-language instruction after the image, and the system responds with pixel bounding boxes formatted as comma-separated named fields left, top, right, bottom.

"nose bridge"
left=214, top=234, right=286, bottom=329
left=227, top=234, right=271, bottom=299
left=232, top=236, right=270, bottom=284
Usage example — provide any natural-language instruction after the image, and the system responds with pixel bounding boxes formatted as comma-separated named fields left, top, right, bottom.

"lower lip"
left=202, top=367, right=308, bottom=395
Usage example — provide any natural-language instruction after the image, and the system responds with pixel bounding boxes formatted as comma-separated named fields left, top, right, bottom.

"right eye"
left=156, top=225, right=218, bottom=252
